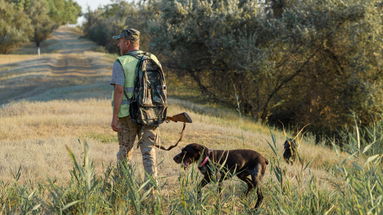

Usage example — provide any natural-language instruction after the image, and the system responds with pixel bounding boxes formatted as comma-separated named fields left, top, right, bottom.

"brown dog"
left=283, top=138, right=298, bottom=164
left=173, top=143, right=268, bottom=208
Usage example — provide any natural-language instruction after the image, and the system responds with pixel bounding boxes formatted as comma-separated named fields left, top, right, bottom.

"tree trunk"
left=260, top=48, right=320, bottom=122
left=188, top=70, right=217, bottom=99
left=36, top=41, right=40, bottom=56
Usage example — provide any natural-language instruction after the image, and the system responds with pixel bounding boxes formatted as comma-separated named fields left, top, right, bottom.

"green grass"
left=82, top=132, right=117, bottom=144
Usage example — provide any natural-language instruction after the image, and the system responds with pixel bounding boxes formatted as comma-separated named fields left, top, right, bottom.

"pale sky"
left=74, top=0, right=113, bottom=25
left=75, top=0, right=113, bottom=12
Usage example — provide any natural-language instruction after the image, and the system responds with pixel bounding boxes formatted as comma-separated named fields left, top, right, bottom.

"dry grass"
left=0, top=55, right=39, bottom=65
left=0, top=98, right=350, bottom=194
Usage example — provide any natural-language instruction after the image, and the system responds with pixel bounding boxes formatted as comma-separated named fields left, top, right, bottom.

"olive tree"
left=150, top=0, right=383, bottom=139
left=0, top=0, right=32, bottom=53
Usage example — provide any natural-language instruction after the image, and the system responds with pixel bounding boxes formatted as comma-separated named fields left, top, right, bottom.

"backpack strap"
left=125, top=50, right=146, bottom=60
left=121, top=51, right=144, bottom=102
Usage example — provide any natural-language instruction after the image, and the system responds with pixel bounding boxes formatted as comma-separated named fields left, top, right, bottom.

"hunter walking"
left=110, top=28, right=167, bottom=180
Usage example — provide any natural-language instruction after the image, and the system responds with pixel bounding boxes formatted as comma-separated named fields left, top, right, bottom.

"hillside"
left=0, top=27, right=378, bottom=214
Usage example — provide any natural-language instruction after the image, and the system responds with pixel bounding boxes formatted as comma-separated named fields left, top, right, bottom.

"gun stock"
left=166, top=112, right=192, bottom=123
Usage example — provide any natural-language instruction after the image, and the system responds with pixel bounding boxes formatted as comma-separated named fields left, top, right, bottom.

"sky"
left=74, top=0, right=113, bottom=25
left=75, top=0, right=113, bottom=12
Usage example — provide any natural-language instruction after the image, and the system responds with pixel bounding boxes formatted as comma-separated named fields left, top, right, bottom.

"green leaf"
left=27, top=190, right=35, bottom=200
left=62, top=200, right=81, bottom=211
left=32, top=204, right=41, bottom=211
left=362, top=143, right=374, bottom=154
left=366, top=154, right=380, bottom=164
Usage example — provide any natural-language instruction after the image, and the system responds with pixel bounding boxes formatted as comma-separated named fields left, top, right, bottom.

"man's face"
left=116, top=38, right=130, bottom=55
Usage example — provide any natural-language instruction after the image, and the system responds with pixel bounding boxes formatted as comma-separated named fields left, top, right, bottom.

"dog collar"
left=199, top=156, right=209, bottom=167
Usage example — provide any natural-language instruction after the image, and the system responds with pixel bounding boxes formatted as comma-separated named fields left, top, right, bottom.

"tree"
left=83, top=1, right=153, bottom=53
left=2, top=0, right=82, bottom=54
left=47, top=0, right=81, bottom=25
left=263, top=0, right=383, bottom=137
left=150, top=0, right=383, bottom=140
left=0, top=0, right=32, bottom=53
left=26, top=0, right=56, bottom=55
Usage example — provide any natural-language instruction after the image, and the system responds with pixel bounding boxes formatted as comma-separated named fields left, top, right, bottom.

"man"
left=110, top=28, right=158, bottom=179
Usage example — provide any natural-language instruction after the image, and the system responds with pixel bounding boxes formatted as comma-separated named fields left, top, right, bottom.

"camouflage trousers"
left=116, top=116, right=158, bottom=178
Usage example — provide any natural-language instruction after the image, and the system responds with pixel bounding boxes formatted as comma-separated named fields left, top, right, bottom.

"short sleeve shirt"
left=110, top=60, right=124, bottom=86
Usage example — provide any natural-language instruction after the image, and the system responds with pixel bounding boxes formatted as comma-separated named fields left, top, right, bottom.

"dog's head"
left=283, top=138, right=296, bottom=151
left=173, top=143, right=209, bottom=169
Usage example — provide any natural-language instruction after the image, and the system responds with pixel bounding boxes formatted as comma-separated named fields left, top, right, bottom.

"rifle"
left=166, top=112, right=193, bottom=123
left=154, top=112, right=192, bottom=151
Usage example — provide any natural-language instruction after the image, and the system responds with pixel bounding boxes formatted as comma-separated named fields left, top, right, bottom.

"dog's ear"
left=191, top=144, right=208, bottom=156
left=284, top=139, right=291, bottom=148
left=192, top=144, right=204, bottom=153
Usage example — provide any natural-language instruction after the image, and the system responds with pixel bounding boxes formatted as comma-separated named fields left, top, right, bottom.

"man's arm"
left=111, top=84, right=124, bottom=132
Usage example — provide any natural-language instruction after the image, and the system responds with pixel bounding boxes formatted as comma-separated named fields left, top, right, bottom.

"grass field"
left=0, top=27, right=381, bottom=214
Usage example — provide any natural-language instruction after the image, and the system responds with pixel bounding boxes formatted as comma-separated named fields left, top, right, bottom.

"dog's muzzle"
left=173, top=153, right=182, bottom=164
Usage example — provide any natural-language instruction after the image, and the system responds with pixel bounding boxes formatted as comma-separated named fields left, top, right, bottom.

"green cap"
left=112, top=28, right=140, bottom=41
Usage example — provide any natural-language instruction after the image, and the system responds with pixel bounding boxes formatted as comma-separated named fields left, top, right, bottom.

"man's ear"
left=125, top=40, right=131, bottom=47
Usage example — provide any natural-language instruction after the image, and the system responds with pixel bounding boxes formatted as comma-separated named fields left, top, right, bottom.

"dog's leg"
left=217, top=175, right=226, bottom=193
left=253, top=184, right=263, bottom=209
left=197, top=174, right=211, bottom=200
left=244, top=178, right=255, bottom=196
left=238, top=174, right=254, bottom=195
left=251, top=164, right=264, bottom=209
left=199, top=174, right=212, bottom=189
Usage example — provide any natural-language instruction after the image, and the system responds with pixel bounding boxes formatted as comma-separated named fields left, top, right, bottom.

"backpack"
left=126, top=51, right=168, bottom=127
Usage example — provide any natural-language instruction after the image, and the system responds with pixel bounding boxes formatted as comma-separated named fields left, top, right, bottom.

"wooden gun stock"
left=166, top=112, right=192, bottom=123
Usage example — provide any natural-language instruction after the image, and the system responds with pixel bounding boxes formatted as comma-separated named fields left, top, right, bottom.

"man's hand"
left=111, top=116, right=121, bottom=132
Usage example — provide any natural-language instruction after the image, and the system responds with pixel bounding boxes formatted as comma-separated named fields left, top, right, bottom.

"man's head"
left=113, top=28, right=140, bottom=55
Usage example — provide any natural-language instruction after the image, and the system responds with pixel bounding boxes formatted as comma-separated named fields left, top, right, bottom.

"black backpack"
left=126, top=51, right=167, bottom=127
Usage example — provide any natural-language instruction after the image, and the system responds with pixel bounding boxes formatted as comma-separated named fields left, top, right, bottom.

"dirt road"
left=0, top=26, right=113, bottom=105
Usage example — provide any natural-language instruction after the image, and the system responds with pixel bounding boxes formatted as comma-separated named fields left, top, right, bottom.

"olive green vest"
left=112, top=52, right=140, bottom=118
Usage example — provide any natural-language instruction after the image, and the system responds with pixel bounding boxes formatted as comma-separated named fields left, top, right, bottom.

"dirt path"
left=0, top=26, right=113, bottom=105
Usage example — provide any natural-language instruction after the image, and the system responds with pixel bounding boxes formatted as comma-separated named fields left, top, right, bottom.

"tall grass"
left=342, top=119, right=383, bottom=156
left=1, top=132, right=382, bottom=214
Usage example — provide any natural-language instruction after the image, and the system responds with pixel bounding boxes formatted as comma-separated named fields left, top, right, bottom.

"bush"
left=150, top=0, right=383, bottom=140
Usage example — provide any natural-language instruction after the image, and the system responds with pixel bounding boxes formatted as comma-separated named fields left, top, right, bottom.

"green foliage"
left=82, top=1, right=153, bottom=53
left=0, top=0, right=32, bottom=53
left=0, top=0, right=82, bottom=52
left=342, top=117, right=383, bottom=156
left=266, top=0, right=383, bottom=136
left=47, top=0, right=81, bottom=25
left=151, top=0, right=382, bottom=135
left=336, top=162, right=383, bottom=214
left=26, top=0, right=57, bottom=47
